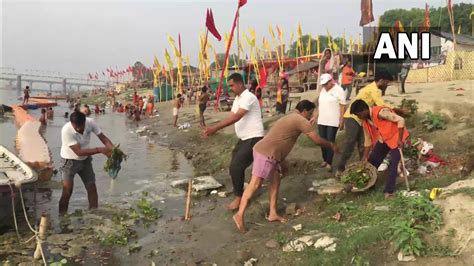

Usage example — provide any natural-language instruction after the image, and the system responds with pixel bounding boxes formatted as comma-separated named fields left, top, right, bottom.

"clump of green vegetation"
left=421, top=111, right=447, bottom=131
left=389, top=193, right=442, bottom=256
left=97, top=222, right=135, bottom=246
left=275, top=232, right=287, bottom=245
left=104, top=144, right=128, bottom=179
left=136, top=191, right=161, bottom=223
left=402, top=138, right=420, bottom=159
left=399, top=99, right=419, bottom=115
left=341, top=167, right=371, bottom=189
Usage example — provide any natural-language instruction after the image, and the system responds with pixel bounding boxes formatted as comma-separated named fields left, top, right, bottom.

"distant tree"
left=132, top=61, right=153, bottom=81
left=380, top=3, right=473, bottom=35
left=210, top=53, right=246, bottom=69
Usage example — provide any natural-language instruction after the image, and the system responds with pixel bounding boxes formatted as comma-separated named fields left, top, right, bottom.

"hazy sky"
left=1, top=0, right=459, bottom=76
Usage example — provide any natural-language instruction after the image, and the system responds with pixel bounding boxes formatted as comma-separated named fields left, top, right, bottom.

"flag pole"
left=237, top=10, right=241, bottom=70
left=215, top=2, right=242, bottom=110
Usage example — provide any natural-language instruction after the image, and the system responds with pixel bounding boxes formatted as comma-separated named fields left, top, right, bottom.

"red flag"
left=447, top=0, right=452, bottom=13
left=95, top=73, right=99, bottom=79
left=88, top=73, right=93, bottom=79
left=206, top=8, right=222, bottom=41
left=359, top=0, right=374, bottom=26
left=423, top=3, right=430, bottom=31
left=259, top=67, right=267, bottom=89
left=102, top=72, right=105, bottom=76
left=178, top=33, right=182, bottom=57
left=239, top=0, right=247, bottom=7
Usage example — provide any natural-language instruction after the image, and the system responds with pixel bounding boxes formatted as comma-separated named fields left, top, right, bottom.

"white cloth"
left=61, top=118, right=102, bottom=160
left=317, top=84, right=347, bottom=127
left=173, top=107, right=178, bottom=116
left=231, top=89, right=264, bottom=140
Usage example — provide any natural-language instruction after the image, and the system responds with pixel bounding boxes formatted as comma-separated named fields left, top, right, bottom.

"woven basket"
left=341, top=162, right=378, bottom=192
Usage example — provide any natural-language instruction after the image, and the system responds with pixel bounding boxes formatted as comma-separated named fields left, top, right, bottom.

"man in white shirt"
left=310, top=73, right=347, bottom=171
left=59, top=111, right=113, bottom=214
left=202, top=73, right=264, bottom=210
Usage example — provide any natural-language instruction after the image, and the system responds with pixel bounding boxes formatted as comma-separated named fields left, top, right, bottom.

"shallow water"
left=0, top=88, right=193, bottom=219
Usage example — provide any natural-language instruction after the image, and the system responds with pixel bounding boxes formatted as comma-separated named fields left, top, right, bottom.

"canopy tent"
left=286, top=60, right=319, bottom=75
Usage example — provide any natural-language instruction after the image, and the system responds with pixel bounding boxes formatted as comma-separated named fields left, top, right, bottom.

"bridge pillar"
left=62, top=79, right=67, bottom=94
left=106, top=82, right=110, bottom=89
left=16, top=75, right=21, bottom=97
left=77, top=85, right=81, bottom=93
left=29, top=81, right=33, bottom=90
left=49, top=83, right=53, bottom=93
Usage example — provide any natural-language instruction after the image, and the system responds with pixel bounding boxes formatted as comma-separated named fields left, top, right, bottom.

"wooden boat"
left=0, top=145, right=37, bottom=229
left=0, top=145, right=37, bottom=188
left=30, top=95, right=66, bottom=100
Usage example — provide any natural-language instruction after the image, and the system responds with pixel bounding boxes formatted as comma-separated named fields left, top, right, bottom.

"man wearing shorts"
left=59, top=111, right=113, bottom=214
left=232, top=100, right=337, bottom=233
left=198, top=86, right=210, bottom=127
left=202, top=73, right=264, bottom=211
left=173, top=94, right=183, bottom=127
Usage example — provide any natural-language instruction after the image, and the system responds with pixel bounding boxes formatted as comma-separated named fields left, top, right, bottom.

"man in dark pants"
left=336, top=70, right=406, bottom=176
left=398, top=62, right=410, bottom=94
left=202, top=73, right=264, bottom=210
left=350, top=99, right=409, bottom=198
left=59, top=111, right=113, bottom=214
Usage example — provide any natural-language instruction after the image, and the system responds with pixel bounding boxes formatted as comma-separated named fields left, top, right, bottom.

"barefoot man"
left=232, top=100, right=337, bottom=232
left=202, top=73, right=264, bottom=210
left=59, top=111, right=113, bottom=214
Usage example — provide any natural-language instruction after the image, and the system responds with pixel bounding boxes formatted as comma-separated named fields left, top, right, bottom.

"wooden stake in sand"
left=184, top=179, right=192, bottom=221
left=33, top=215, right=48, bottom=260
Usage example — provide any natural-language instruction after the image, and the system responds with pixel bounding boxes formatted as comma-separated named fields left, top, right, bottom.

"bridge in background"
left=0, top=68, right=119, bottom=95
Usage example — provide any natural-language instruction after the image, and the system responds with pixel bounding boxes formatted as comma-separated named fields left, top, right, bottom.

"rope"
left=7, top=183, right=20, bottom=239
left=8, top=181, right=47, bottom=265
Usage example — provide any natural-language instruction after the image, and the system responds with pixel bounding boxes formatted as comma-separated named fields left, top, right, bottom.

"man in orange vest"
left=350, top=99, right=409, bottom=198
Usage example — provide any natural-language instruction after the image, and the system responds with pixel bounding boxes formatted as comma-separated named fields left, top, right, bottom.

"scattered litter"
left=429, top=188, right=442, bottom=200
left=178, top=123, right=191, bottom=130
left=313, top=236, right=337, bottom=252
left=217, top=191, right=227, bottom=198
left=397, top=251, right=416, bottom=262
left=171, top=176, right=223, bottom=192
left=135, top=126, right=149, bottom=134
left=292, top=224, right=303, bottom=231
left=243, top=258, right=258, bottom=266
left=374, top=206, right=390, bottom=211
left=331, top=211, right=342, bottom=222
left=401, top=190, right=421, bottom=198
left=295, top=207, right=305, bottom=216
left=210, top=190, right=218, bottom=195
left=282, top=236, right=314, bottom=252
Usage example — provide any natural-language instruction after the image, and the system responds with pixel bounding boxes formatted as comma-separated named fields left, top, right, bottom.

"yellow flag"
left=268, top=24, right=275, bottom=39
left=290, top=32, right=295, bottom=47
left=358, top=34, right=361, bottom=53
left=457, top=24, right=461, bottom=34
left=167, top=35, right=180, bottom=58
left=154, top=56, right=161, bottom=69
left=349, top=36, right=354, bottom=54
left=317, top=35, right=321, bottom=55
left=297, top=21, right=303, bottom=39
left=306, top=34, right=312, bottom=56
left=326, top=29, right=332, bottom=47
left=164, top=49, right=174, bottom=69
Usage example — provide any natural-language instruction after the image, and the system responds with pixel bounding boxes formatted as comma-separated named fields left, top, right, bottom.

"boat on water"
left=0, top=145, right=37, bottom=189
left=0, top=145, right=38, bottom=228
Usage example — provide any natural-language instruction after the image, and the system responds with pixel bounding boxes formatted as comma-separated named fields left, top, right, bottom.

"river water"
left=0, top=88, right=193, bottom=219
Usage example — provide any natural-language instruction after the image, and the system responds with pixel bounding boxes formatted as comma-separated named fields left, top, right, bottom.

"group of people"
left=199, top=70, right=409, bottom=233
left=39, top=107, right=54, bottom=126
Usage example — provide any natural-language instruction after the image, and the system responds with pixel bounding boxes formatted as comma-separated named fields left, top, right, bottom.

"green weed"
left=421, top=111, right=447, bottom=131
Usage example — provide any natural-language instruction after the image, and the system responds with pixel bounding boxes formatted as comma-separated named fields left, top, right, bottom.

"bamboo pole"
left=33, top=215, right=48, bottom=260
left=184, top=179, right=192, bottom=221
